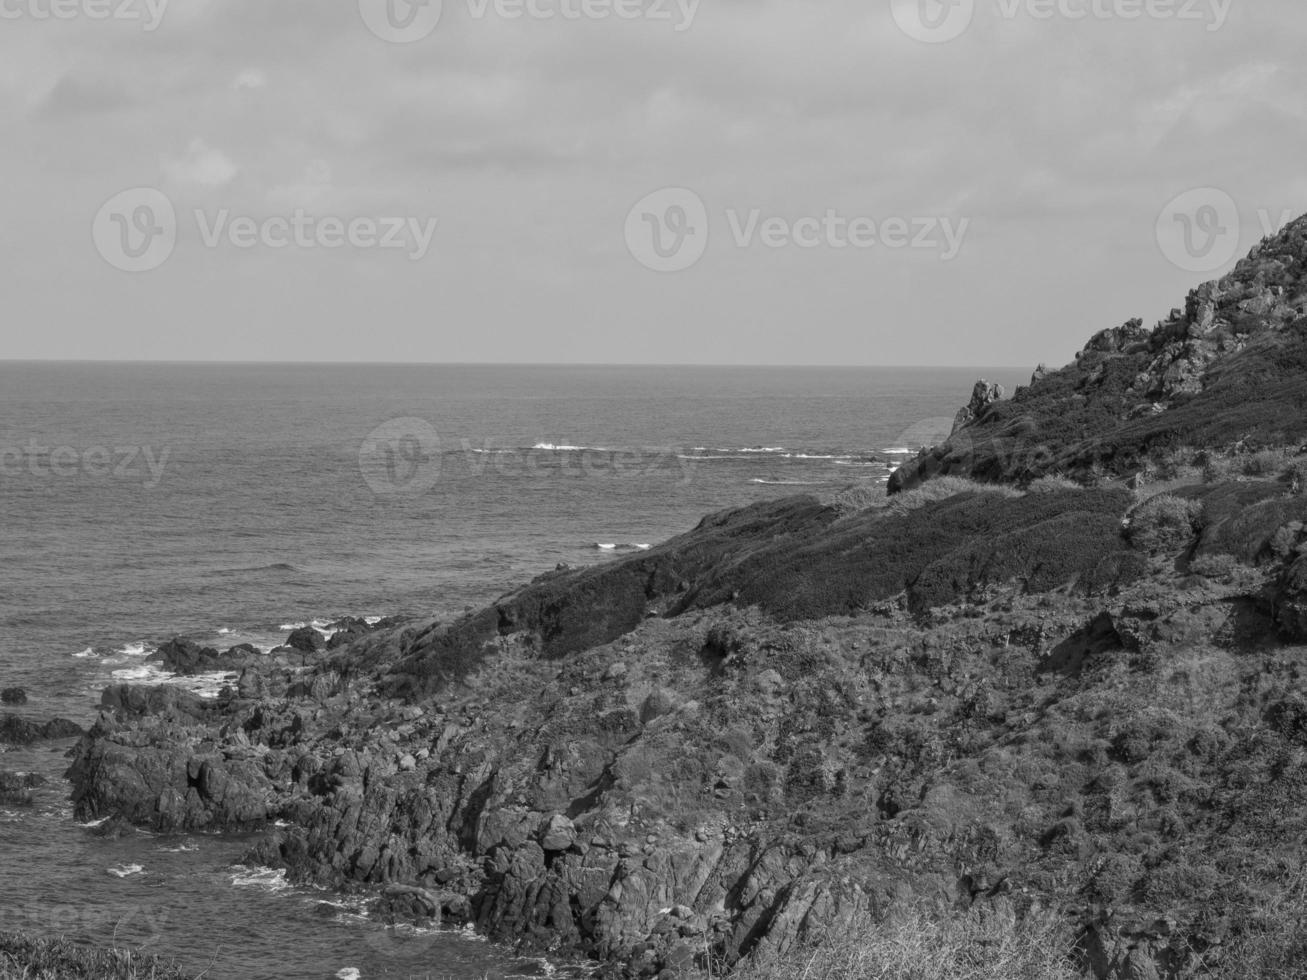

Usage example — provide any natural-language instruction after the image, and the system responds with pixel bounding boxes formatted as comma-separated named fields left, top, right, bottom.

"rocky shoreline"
left=10, top=217, right=1307, bottom=978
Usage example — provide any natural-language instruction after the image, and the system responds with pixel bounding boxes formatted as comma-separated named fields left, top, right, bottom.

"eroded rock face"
left=950, top=380, right=1006, bottom=436
left=890, top=214, right=1307, bottom=493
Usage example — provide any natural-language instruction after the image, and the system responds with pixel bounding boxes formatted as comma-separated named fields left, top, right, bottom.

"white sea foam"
left=532, top=442, right=613, bottom=452
left=750, top=479, right=826, bottom=486
left=118, top=642, right=150, bottom=657
left=336, top=970, right=361, bottom=980
left=364, top=616, right=382, bottom=625
left=230, top=865, right=291, bottom=892
left=78, top=815, right=111, bottom=828
left=217, top=627, right=233, bottom=636
left=73, top=647, right=98, bottom=659
left=108, top=864, right=145, bottom=878
left=111, top=664, right=170, bottom=684
left=157, top=841, right=199, bottom=853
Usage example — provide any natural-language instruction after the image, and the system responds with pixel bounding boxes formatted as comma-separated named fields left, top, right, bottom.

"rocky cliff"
left=61, top=217, right=1307, bottom=980
left=890, top=215, right=1307, bottom=494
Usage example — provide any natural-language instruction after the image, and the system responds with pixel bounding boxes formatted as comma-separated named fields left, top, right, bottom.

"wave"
left=337, top=970, right=362, bottom=980
left=230, top=865, right=290, bottom=893
left=692, top=446, right=787, bottom=454
left=73, top=646, right=98, bottom=659
left=206, top=563, right=299, bottom=577
left=78, top=816, right=112, bottom=829
left=750, top=479, right=828, bottom=486
left=157, top=842, right=199, bottom=854
left=593, top=543, right=652, bottom=552
left=107, top=864, right=145, bottom=878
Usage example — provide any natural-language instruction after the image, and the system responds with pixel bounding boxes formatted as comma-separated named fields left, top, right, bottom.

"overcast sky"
left=2, top=0, right=1305, bottom=366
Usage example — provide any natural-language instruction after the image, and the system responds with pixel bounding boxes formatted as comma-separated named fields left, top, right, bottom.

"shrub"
left=1189, top=553, right=1242, bottom=583
left=829, top=483, right=885, bottom=515
left=1243, top=449, right=1289, bottom=477
left=1128, top=495, right=1203, bottom=555
left=730, top=901, right=1082, bottom=980
left=1202, top=454, right=1236, bottom=484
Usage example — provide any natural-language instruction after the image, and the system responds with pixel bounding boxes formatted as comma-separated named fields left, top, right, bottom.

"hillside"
left=890, top=215, right=1307, bottom=493
left=10, top=217, right=1307, bottom=980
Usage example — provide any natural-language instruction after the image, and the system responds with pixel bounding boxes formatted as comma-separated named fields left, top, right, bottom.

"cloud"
left=162, top=138, right=238, bottom=188
left=36, top=74, right=132, bottom=119
left=232, top=68, right=267, bottom=91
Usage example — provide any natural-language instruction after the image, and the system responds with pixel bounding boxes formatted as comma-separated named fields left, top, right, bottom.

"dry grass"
left=0, top=934, right=196, bottom=980
left=730, top=903, right=1082, bottom=980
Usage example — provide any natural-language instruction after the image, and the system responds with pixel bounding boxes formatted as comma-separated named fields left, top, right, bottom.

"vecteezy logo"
left=359, top=418, right=442, bottom=495
left=890, top=0, right=975, bottom=43
left=1155, top=187, right=1241, bottom=274
left=358, top=0, right=443, bottom=42
left=92, top=188, right=177, bottom=273
left=624, top=187, right=709, bottom=273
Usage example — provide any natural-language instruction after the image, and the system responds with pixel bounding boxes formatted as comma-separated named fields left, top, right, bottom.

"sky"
left=2, top=0, right=1305, bottom=366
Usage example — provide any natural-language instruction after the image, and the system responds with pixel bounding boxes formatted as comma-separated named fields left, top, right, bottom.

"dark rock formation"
left=0, top=715, right=83, bottom=747
left=950, top=379, right=1005, bottom=435
left=891, top=215, right=1307, bottom=493
left=56, top=209, right=1307, bottom=980
left=0, top=771, right=46, bottom=805
left=1, top=688, right=27, bottom=705
left=286, top=626, right=325, bottom=653
left=152, top=639, right=263, bottom=676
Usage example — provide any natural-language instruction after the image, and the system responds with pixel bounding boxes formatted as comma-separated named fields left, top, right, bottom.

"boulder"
left=154, top=639, right=261, bottom=676
left=0, top=770, right=46, bottom=805
left=1, top=688, right=27, bottom=705
left=540, top=814, right=577, bottom=852
left=0, top=715, right=84, bottom=746
left=286, top=626, right=325, bottom=653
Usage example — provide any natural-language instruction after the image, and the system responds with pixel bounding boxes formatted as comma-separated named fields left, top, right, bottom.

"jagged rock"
left=286, top=627, right=325, bottom=653
left=891, top=214, right=1307, bottom=492
left=0, top=715, right=83, bottom=746
left=950, top=379, right=1006, bottom=435
left=153, top=638, right=261, bottom=676
left=540, top=814, right=577, bottom=852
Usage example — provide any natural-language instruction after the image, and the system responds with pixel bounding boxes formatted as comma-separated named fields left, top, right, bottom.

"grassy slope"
left=0, top=934, right=194, bottom=980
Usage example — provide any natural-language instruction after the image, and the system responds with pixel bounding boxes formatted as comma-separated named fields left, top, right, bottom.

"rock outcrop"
left=56, top=210, right=1307, bottom=980
left=891, top=215, right=1307, bottom=493
left=0, top=715, right=83, bottom=747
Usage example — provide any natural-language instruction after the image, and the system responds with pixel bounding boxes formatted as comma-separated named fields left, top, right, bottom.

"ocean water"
left=0, top=361, right=1028, bottom=979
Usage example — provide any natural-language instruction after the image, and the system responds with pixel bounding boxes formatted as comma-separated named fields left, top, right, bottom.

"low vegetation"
left=0, top=934, right=194, bottom=980
left=730, top=903, right=1082, bottom=980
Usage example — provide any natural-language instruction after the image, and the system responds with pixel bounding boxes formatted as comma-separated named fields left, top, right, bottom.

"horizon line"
left=0, top=358, right=1036, bottom=371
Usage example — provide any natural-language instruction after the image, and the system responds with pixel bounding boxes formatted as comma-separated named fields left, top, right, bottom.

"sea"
left=0, top=362, right=1028, bottom=980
